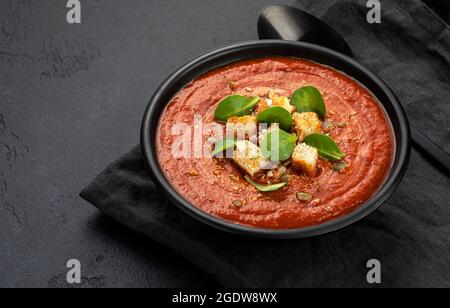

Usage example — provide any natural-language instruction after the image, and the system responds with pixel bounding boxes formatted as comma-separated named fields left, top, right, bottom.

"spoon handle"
left=411, top=127, right=450, bottom=175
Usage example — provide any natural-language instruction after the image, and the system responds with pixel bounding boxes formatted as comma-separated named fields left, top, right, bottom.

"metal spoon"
left=258, top=4, right=450, bottom=175
left=258, top=4, right=352, bottom=56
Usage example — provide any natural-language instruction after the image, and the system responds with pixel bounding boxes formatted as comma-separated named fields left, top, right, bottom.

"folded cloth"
left=81, top=0, right=450, bottom=287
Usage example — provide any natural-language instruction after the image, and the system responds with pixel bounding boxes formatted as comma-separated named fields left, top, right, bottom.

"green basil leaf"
left=291, top=86, right=327, bottom=120
left=257, top=107, right=293, bottom=131
left=214, top=95, right=260, bottom=122
left=304, top=134, right=346, bottom=161
left=261, top=129, right=298, bottom=162
left=244, top=175, right=287, bottom=192
left=211, top=138, right=236, bottom=157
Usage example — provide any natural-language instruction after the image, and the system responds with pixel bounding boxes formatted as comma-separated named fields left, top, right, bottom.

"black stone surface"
left=0, top=0, right=299, bottom=288
left=0, top=0, right=447, bottom=288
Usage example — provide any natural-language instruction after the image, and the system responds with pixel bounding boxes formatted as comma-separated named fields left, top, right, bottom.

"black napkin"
left=81, top=0, right=450, bottom=287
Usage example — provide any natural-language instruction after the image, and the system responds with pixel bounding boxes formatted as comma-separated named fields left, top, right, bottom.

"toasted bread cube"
left=292, top=143, right=319, bottom=177
left=256, top=96, right=295, bottom=115
left=293, top=112, right=322, bottom=142
left=273, top=96, right=296, bottom=113
left=232, top=141, right=275, bottom=178
left=226, top=116, right=258, bottom=141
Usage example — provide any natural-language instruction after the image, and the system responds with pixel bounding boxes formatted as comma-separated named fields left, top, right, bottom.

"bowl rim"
left=141, top=40, right=411, bottom=239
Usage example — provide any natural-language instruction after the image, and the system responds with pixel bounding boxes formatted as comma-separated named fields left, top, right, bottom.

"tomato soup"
left=156, top=57, right=394, bottom=229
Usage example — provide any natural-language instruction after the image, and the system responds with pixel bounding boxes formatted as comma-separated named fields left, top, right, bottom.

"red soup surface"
left=157, top=57, right=394, bottom=229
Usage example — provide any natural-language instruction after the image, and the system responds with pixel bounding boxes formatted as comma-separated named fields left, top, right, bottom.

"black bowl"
left=141, top=40, right=411, bottom=239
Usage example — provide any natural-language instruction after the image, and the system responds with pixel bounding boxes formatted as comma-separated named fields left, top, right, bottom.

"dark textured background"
left=0, top=0, right=448, bottom=288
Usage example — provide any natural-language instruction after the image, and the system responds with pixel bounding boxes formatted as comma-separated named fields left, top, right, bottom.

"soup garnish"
left=211, top=85, right=345, bottom=191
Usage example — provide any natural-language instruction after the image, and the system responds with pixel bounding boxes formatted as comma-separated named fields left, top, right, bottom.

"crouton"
left=226, top=116, right=258, bottom=141
left=232, top=141, right=275, bottom=178
left=256, top=96, right=295, bottom=115
left=292, top=143, right=319, bottom=177
left=293, top=112, right=322, bottom=142
left=258, top=123, right=280, bottom=146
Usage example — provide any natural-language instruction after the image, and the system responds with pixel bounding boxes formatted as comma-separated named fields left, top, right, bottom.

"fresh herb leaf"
left=244, top=175, right=287, bottom=192
left=304, top=134, right=346, bottom=161
left=257, top=106, right=294, bottom=131
left=211, top=138, right=236, bottom=157
left=291, top=86, right=327, bottom=120
left=261, top=129, right=298, bottom=162
left=214, top=95, right=260, bottom=122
